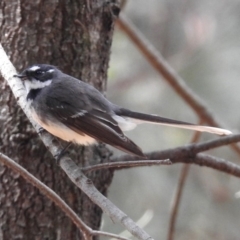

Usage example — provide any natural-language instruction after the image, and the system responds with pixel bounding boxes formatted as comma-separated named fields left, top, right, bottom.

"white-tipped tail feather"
left=113, top=115, right=232, bottom=136
left=145, top=123, right=232, bottom=136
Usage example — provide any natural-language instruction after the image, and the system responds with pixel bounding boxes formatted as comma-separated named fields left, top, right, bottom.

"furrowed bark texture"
left=0, top=1, right=119, bottom=239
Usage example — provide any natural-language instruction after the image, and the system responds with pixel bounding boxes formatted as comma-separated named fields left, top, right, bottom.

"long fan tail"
left=117, top=108, right=232, bottom=136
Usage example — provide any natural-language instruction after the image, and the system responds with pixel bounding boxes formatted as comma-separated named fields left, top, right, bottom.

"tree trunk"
left=0, top=1, right=119, bottom=239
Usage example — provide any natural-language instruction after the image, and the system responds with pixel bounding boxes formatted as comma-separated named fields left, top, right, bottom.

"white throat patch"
left=24, top=79, right=52, bottom=93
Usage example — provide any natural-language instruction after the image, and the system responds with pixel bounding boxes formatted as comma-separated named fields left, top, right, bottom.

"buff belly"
left=31, top=109, right=96, bottom=145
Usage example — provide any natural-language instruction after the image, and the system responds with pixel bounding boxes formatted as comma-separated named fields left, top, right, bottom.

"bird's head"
left=14, top=64, right=59, bottom=92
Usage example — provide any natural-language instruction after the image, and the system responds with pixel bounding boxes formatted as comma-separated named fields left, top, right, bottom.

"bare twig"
left=77, top=135, right=240, bottom=179
left=0, top=152, right=89, bottom=239
left=168, top=164, right=190, bottom=240
left=109, top=134, right=240, bottom=178
left=116, top=15, right=240, bottom=155
left=82, top=159, right=171, bottom=172
left=81, top=133, right=240, bottom=176
left=59, top=157, right=153, bottom=240
left=193, top=154, right=240, bottom=177
left=0, top=44, right=153, bottom=240
left=112, top=134, right=240, bottom=163
left=84, top=151, right=240, bottom=179
left=116, top=14, right=224, bottom=127
left=168, top=129, right=202, bottom=240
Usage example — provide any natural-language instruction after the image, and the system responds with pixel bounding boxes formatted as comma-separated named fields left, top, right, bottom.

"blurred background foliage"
left=102, top=0, right=240, bottom=239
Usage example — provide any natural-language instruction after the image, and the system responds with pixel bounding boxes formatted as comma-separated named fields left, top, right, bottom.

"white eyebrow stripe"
left=47, top=69, right=55, bottom=73
left=29, top=66, right=40, bottom=71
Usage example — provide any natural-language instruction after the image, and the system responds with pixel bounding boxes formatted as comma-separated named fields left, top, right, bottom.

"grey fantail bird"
left=14, top=64, right=232, bottom=158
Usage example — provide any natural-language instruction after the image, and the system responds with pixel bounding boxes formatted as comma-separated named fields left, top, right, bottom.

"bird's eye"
left=35, top=70, right=43, bottom=75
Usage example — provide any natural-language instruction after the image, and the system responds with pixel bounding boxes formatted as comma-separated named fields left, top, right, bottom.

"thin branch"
left=109, top=134, right=240, bottom=178
left=0, top=152, right=92, bottom=239
left=82, top=159, right=171, bottom=172
left=192, top=154, right=240, bottom=177
left=0, top=44, right=153, bottom=240
left=85, top=152, right=240, bottom=179
left=116, top=210, right=154, bottom=240
left=171, top=153, right=240, bottom=178
left=116, top=14, right=240, bottom=155
left=168, top=129, right=202, bottom=240
left=168, top=165, right=190, bottom=240
left=82, top=134, right=240, bottom=175
left=59, top=157, right=153, bottom=240
left=112, top=134, right=240, bottom=163
left=83, top=136, right=240, bottom=179
left=116, top=15, right=219, bottom=126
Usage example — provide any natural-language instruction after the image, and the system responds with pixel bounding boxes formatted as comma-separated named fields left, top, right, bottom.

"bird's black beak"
left=13, top=74, right=26, bottom=78
left=13, top=71, right=27, bottom=80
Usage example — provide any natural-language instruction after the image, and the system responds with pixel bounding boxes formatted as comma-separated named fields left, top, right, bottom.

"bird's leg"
left=37, top=127, right=46, bottom=135
left=54, top=142, right=73, bottom=164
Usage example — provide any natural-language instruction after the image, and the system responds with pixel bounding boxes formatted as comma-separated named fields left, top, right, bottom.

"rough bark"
left=0, top=1, right=120, bottom=239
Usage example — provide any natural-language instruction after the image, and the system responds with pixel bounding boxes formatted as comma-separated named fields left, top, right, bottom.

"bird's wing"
left=45, top=94, right=146, bottom=158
